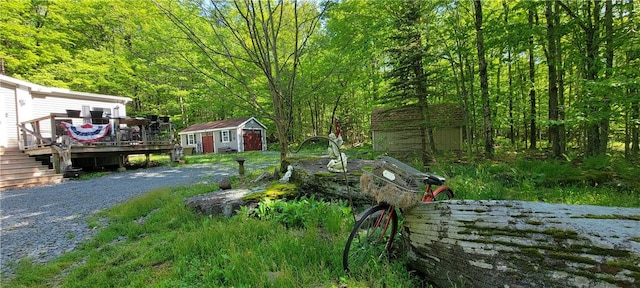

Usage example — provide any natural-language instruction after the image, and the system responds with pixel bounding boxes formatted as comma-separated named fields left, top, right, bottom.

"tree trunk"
left=528, top=6, right=537, bottom=150
left=504, top=0, right=515, bottom=147
left=474, top=0, right=493, bottom=158
left=631, top=0, right=640, bottom=156
left=600, top=0, right=613, bottom=154
left=555, top=0, right=566, bottom=156
left=633, top=101, right=640, bottom=155
left=290, top=157, right=375, bottom=204
left=403, top=200, right=640, bottom=288
left=546, top=0, right=561, bottom=158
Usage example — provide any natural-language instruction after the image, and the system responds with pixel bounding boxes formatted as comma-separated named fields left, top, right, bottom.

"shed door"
left=243, top=130, right=262, bottom=151
left=202, top=133, right=214, bottom=153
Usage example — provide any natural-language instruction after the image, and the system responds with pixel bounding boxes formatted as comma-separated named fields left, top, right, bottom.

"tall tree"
left=474, top=0, right=493, bottom=158
left=383, top=0, right=435, bottom=165
left=630, top=0, right=640, bottom=156
left=503, top=0, right=516, bottom=147
left=559, top=1, right=607, bottom=156
left=527, top=3, right=537, bottom=150
left=555, top=0, right=567, bottom=158
left=546, top=0, right=561, bottom=158
left=156, top=0, right=329, bottom=169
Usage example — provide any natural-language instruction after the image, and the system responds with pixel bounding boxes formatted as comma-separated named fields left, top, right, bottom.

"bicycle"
left=342, top=156, right=455, bottom=273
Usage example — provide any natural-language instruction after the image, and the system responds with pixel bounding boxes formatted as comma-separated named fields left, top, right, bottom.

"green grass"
left=3, top=185, right=419, bottom=288
left=184, top=150, right=281, bottom=166
left=3, top=147, right=639, bottom=287
left=128, top=154, right=173, bottom=167
left=433, top=152, right=640, bottom=207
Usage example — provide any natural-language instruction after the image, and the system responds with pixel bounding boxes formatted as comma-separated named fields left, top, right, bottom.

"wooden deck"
left=18, top=113, right=177, bottom=172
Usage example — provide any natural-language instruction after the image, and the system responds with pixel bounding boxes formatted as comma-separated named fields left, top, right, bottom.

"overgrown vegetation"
left=433, top=152, right=640, bottom=207
left=2, top=185, right=419, bottom=287
left=3, top=148, right=639, bottom=287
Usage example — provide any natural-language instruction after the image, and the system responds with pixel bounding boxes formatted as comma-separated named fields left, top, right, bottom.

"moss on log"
left=403, top=200, right=640, bottom=288
left=289, top=156, right=375, bottom=204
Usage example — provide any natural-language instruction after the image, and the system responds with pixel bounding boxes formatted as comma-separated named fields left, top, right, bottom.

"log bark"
left=184, top=188, right=257, bottom=218
left=403, top=200, right=640, bottom=288
left=290, top=157, right=374, bottom=205
left=184, top=158, right=375, bottom=217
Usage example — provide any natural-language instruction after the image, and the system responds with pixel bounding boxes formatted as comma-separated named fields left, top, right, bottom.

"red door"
left=243, top=130, right=262, bottom=151
left=202, top=134, right=214, bottom=153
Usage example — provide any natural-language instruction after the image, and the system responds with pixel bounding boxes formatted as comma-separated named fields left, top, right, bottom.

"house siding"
left=216, top=129, right=239, bottom=152
left=30, top=92, right=127, bottom=139
left=244, top=119, right=262, bottom=129
left=1, top=82, right=17, bottom=148
left=1, top=75, right=131, bottom=149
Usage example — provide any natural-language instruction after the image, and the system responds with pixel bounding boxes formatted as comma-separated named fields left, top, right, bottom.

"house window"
left=221, top=130, right=230, bottom=142
left=187, top=134, right=195, bottom=145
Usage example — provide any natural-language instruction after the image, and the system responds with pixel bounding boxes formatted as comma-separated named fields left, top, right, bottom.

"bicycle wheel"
left=343, top=204, right=398, bottom=273
left=423, top=186, right=455, bottom=202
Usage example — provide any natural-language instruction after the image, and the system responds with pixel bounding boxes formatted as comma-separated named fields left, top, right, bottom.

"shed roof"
left=180, top=117, right=265, bottom=133
left=371, top=103, right=464, bottom=130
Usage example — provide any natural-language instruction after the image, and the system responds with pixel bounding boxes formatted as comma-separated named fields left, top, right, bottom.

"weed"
left=2, top=185, right=418, bottom=288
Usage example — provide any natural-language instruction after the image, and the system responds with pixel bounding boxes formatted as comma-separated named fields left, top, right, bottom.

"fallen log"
left=290, top=157, right=374, bottom=204
left=184, top=188, right=257, bottom=217
left=403, top=200, right=640, bottom=288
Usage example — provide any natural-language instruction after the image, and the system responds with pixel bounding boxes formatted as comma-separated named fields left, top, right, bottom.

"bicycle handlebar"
left=422, top=172, right=446, bottom=186
left=376, top=156, right=446, bottom=186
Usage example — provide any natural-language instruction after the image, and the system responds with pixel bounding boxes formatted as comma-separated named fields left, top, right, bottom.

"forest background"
left=1, top=0, right=639, bottom=164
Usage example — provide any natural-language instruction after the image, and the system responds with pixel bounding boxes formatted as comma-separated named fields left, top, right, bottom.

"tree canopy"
left=2, top=0, right=638, bottom=161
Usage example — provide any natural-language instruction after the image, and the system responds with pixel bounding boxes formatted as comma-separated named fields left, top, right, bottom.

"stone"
left=218, top=177, right=232, bottom=190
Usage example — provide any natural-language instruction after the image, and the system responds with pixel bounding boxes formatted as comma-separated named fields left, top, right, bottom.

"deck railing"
left=18, top=113, right=174, bottom=150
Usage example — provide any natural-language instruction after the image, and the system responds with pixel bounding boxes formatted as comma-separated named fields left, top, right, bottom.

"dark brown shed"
left=371, top=103, right=464, bottom=153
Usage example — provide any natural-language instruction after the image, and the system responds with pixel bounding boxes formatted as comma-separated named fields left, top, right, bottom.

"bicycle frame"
left=422, top=184, right=453, bottom=202
left=372, top=206, right=396, bottom=243
left=371, top=184, right=448, bottom=243
left=343, top=157, right=455, bottom=274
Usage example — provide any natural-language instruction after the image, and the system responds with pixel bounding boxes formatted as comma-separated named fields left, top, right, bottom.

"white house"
left=1, top=74, right=132, bottom=149
left=179, top=117, right=267, bottom=154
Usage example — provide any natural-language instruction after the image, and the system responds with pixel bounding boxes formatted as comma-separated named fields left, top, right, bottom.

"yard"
left=3, top=147, right=639, bottom=287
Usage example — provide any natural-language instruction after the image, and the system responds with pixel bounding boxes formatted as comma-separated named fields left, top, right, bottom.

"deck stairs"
left=0, top=147, right=64, bottom=191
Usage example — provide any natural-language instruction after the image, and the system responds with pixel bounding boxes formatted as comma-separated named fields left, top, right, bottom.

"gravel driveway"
left=0, top=160, right=275, bottom=277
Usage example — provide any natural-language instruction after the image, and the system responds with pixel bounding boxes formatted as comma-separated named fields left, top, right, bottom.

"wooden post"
left=117, top=154, right=126, bottom=172
left=50, top=113, right=56, bottom=146
left=114, top=118, right=121, bottom=146
left=52, top=152, right=60, bottom=173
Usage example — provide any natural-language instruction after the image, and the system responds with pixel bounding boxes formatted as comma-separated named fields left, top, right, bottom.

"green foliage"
left=435, top=153, right=640, bottom=207
left=3, top=0, right=639, bottom=159
left=127, top=154, right=172, bottom=167
left=4, top=149, right=640, bottom=287
left=242, top=196, right=352, bottom=233
left=2, top=185, right=419, bottom=288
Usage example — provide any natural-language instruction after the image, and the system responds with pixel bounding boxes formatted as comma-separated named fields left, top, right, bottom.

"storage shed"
left=371, top=103, right=464, bottom=153
left=178, top=117, right=267, bottom=154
